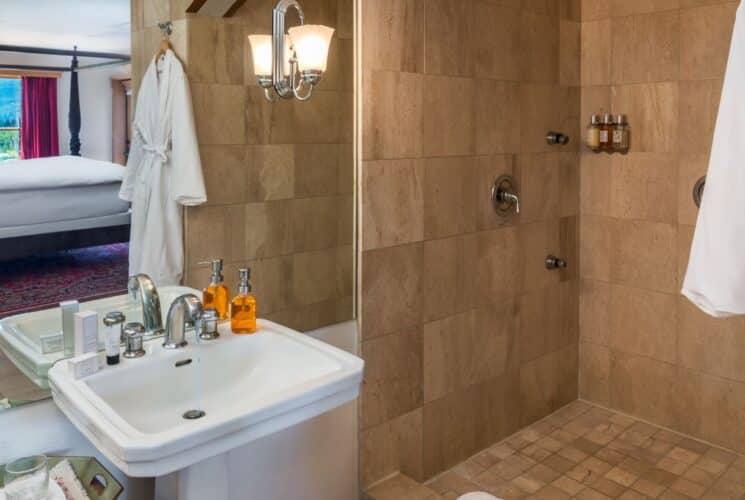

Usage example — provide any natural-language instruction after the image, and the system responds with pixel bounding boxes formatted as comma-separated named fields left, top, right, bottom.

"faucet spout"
left=164, top=294, right=204, bottom=349
left=127, top=274, right=164, bottom=336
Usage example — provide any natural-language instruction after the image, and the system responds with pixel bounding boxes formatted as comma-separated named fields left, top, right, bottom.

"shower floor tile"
left=365, top=400, right=745, bottom=500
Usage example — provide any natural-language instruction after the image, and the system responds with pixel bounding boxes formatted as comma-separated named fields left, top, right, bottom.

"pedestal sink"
left=48, top=319, right=364, bottom=498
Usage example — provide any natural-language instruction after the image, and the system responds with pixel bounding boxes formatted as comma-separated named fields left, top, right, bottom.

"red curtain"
left=20, top=77, right=59, bottom=159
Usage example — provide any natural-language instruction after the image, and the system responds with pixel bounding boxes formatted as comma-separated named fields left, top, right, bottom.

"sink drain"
left=183, top=409, right=206, bottom=420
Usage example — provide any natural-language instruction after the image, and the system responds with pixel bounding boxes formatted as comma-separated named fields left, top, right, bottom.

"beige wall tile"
left=680, top=3, right=738, bottom=80
left=244, top=201, right=292, bottom=259
left=291, top=196, right=344, bottom=252
left=580, top=341, right=611, bottom=406
left=517, top=153, right=561, bottom=224
left=581, top=19, right=612, bottom=86
left=609, top=153, right=677, bottom=223
left=423, top=371, right=521, bottom=477
left=475, top=81, right=521, bottom=155
left=361, top=0, right=424, bottom=72
left=267, top=90, right=343, bottom=144
left=294, top=144, right=342, bottom=198
left=520, top=283, right=576, bottom=362
left=520, top=345, right=579, bottom=425
left=477, top=227, right=523, bottom=302
left=611, top=82, right=679, bottom=153
left=560, top=20, right=581, bottom=86
left=361, top=327, right=424, bottom=430
left=611, top=11, right=679, bottom=84
left=290, top=246, right=351, bottom=306
left=580, top=216, right=613, bottom=281
left=580, top=154, right=612, bottom=216
left=191, top=83, right=247, bottom=145
left=560, top=153, right=580, bottom=217
left=519, top=221, right=561, bottom=293
left=423, top=157, right=477, bottom=239
left=610, top=351, right=677, bottom=429
left=362, top=71, right=424, bottom=160
left=611, top=219, right=678, bottom=293
left=679, top=79, right=723, bottom=154
left=185, top=205, right=246, bottom=265
left=677, top=224, right=694, bottom=291
left=360, top=410, right=424, bottom=487
left=582, top=0, right=612, bottom=20
left=201, top=145, right=248, bottom=205
left=610, top=0, right=680, bottom=17
left=560, top=216, right=580, bottom=282
left=361, top=159, right=425, bottom=250
left=422, top=235, right=478, bottom=322
left=609, top=284, right=677, bottom=363
left=246, top=145, right=296, bottom=201
left=424, top=0, right=473, bottom=77
left=677, top=297, right=745, bottom=383
left=521, top=11, right=560, bottom=84
left=423, top=76, right=475, bottom=157
left=580, top=279, right=611, bottom=345
left=472, top=2, right=522, bottom=81
left=361, top=244, right=423, bottom=340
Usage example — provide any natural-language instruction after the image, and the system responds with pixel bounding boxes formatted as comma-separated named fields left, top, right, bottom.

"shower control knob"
left=545, top=255, right=567, bottom=270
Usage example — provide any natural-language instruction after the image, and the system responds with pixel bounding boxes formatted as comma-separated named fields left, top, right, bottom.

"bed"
left=0, top=156, right=130, bottom=260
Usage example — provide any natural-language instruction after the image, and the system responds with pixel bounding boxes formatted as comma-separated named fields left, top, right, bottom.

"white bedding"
left=0, top=156, right=125, bottom=191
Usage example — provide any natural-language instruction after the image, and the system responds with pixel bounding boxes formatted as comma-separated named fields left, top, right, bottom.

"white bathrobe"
left=120, top=50, right=206, bottom=286
left=682, top=3, right=745, bottom=317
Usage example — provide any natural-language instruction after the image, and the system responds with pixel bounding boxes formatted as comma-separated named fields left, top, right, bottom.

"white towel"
left=682, top=2, right=745, bottom=317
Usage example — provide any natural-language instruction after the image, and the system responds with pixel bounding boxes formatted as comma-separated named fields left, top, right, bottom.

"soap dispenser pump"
left=201, top=259, right=229, bottom=320
left=231, top=268, right=257, bottom=334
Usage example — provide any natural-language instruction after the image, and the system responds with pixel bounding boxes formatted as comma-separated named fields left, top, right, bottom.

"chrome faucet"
left=127, top=274, right=164, bottom=336
left=164, top=294, right=204, bottom=349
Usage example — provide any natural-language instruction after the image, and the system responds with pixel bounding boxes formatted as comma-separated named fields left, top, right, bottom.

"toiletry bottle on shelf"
left=586, top=114, right=601, bottom=152
left=201, top=258, right=229, bottom=320
left=600, top=113, right=614, bottom=152
left=613, top=114, right=630, bottom=153
left=231, top=268, right=257, bottom=334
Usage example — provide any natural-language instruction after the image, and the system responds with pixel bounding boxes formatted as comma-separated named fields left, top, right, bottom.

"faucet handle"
left=122, top=322, right=146, bottom=358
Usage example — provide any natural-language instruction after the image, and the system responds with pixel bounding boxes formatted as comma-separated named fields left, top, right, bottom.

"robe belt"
left=143, top=143, right=169, bottom=163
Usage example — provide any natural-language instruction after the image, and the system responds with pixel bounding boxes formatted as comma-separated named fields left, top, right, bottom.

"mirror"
left=0, top=0, right=355, bottom=411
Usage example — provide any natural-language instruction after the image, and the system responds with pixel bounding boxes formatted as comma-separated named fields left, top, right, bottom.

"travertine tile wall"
left=577, top=0, right=745, bottom=455
left=358, top=0, right=582, bottom=487
left=131, top=0, right=354, bottom=332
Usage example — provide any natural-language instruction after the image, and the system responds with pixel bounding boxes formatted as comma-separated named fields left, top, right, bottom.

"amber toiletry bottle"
left=231, top=268, right=257, bottom=334
left=613, top=114, right=630, bottom=154
left=201, top=259, right=229, bottom=320
left=600, top=113, right=614, bottom=151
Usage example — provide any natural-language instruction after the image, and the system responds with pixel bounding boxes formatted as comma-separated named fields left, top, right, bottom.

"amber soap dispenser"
left=201, top=259, right=229, bottom=320
left=231, top=268, right=257, bottom=334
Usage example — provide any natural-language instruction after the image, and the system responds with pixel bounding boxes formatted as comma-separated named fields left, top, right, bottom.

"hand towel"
left=682, top=2, right=745, bottom=317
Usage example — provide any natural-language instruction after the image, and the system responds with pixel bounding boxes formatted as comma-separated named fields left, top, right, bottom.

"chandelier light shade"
left=248, top=0, right=334, bottom=102
left=288, top=25, right=335, bottom=72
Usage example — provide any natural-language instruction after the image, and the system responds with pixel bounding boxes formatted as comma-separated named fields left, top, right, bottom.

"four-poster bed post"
left=69, top=47, right=81, bottom=156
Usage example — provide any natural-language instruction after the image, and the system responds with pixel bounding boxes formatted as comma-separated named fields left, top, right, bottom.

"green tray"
left=0, top=456, right=123, bottom=499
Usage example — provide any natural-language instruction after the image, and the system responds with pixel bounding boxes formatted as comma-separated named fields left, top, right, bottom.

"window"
left=0, top=78, right=21, bottom=161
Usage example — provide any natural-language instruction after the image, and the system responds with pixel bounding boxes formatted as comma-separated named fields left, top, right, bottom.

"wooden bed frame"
left=0, top=45, right=132, bottom=261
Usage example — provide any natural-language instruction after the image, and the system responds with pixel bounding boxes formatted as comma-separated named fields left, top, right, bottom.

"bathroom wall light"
left=248, top=0, right=334, bottom=102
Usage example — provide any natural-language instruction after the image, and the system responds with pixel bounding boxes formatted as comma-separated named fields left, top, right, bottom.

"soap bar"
left=68, top=352, right=100, bottom=379
left=74, top=311, right=99, bottom=356
left=40, top=332, right=64, bottom=354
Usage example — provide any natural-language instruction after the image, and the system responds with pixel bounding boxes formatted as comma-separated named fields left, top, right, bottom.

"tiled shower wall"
left=357, top=0, right=582, bottom=487
left=577, top=0, right=745, bottom=454
left=131, top=0, right=354, bottom=333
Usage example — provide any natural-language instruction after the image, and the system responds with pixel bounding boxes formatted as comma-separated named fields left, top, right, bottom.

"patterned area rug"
left=0, top=244, right=129, bottom=318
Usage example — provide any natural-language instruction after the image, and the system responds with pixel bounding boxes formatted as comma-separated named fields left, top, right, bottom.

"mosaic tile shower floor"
left=366, top=401, right=745, bottom=500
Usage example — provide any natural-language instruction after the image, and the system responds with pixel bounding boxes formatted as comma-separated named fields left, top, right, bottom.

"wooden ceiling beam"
left=185, top=0, right=247, bottom=17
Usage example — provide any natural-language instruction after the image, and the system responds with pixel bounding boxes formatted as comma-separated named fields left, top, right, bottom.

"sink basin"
left=48, top=320, right=364, bottom=477
left=0, top=286, right=199, bottom=389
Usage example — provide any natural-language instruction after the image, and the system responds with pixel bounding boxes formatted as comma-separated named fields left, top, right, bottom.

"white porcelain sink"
left=48, top=319, right=364, bottom=477
left=0, top=286, right=199, bottom=389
